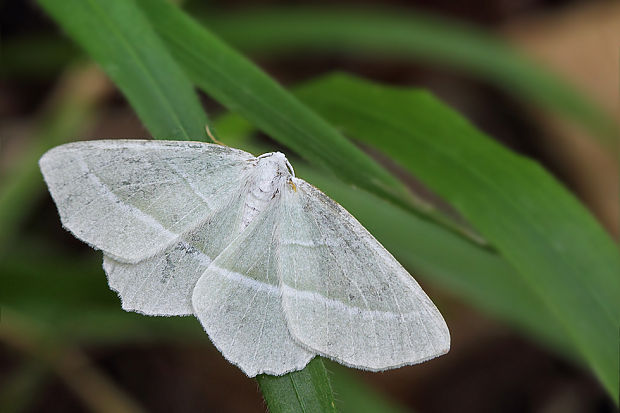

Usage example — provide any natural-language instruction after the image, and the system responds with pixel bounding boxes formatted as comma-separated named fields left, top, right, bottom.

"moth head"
left=257, top=151, right=295, bottom=178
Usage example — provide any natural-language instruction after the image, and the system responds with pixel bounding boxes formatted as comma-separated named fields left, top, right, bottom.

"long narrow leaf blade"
left=257, top=358, right=337, bottom=413
left=134, top=0, right=409, bottom=208
left=295, top=73, right=620, bottom=401
left=37, top=0, right=208, bottom=140
left=203, top=7, right=617, bottom=144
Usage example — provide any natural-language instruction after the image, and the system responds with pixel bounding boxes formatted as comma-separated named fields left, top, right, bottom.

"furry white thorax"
left=241, top=152, right=294, bottom=229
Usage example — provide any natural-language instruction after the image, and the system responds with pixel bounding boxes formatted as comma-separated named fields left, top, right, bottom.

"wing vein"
left=250, top=231, right=276, bottom=365
left=162, top=154, right=215, bottom=211
left=305, top=202, right=376, bottom=356
left=228, top=247, right=272, bottom=348
left=72, top=154, right=176, bottom=239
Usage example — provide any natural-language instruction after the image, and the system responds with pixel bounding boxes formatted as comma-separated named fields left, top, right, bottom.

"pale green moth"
left=39, top=139, right=450, bottom=376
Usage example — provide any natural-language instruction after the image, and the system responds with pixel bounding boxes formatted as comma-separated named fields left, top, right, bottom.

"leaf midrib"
left=289, top=374, right=307, bottom=412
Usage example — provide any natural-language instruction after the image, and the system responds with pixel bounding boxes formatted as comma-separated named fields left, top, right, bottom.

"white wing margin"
left=39, top=140, right=254, bottom=263
left=277, top=179, right=450, bottom=371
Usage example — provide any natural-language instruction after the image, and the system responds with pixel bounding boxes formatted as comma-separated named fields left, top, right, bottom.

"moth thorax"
left=241, top=155, right=288, bottom=229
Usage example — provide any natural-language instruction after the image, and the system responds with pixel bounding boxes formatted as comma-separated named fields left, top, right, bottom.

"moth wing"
left=102, top=184, right=258, bottom=316
left=191, top=198, right=314, bottom=377
left=278, top=179, right=450, bottom=371
left=39, top=140, right=254, bottom=263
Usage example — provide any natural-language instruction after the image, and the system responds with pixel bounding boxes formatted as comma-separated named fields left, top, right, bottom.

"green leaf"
left=37, top=0, right=208, bottom=140
left=295, top=73, right=620, bottom=401
left=202, top=6, right=617, bottom=145
left=134, top=0, right=413, bottom=211
left=257, top=358, right=337, bottom=413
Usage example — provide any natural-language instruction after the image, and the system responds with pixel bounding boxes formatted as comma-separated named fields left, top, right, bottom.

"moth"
left=39, top=139, right=450, bottom=377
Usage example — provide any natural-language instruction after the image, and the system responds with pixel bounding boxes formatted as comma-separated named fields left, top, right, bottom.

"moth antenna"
left=285, top=158, right=295, bottom=177
left=205, top=125, right=226, bottom=146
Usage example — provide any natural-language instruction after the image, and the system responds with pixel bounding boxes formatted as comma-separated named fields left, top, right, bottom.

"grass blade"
left=134, top=0, right=412, bottom=210
left=37, top=0, right=208, bottom=140
left=257, top=358, right=337, bottom=413
left=295, top=73, right=620, bottom=401
left=202, top=6, right=617, bottom=144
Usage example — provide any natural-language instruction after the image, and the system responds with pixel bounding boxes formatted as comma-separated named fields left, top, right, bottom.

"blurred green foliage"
left=200, top=7, right=618, bottom=145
